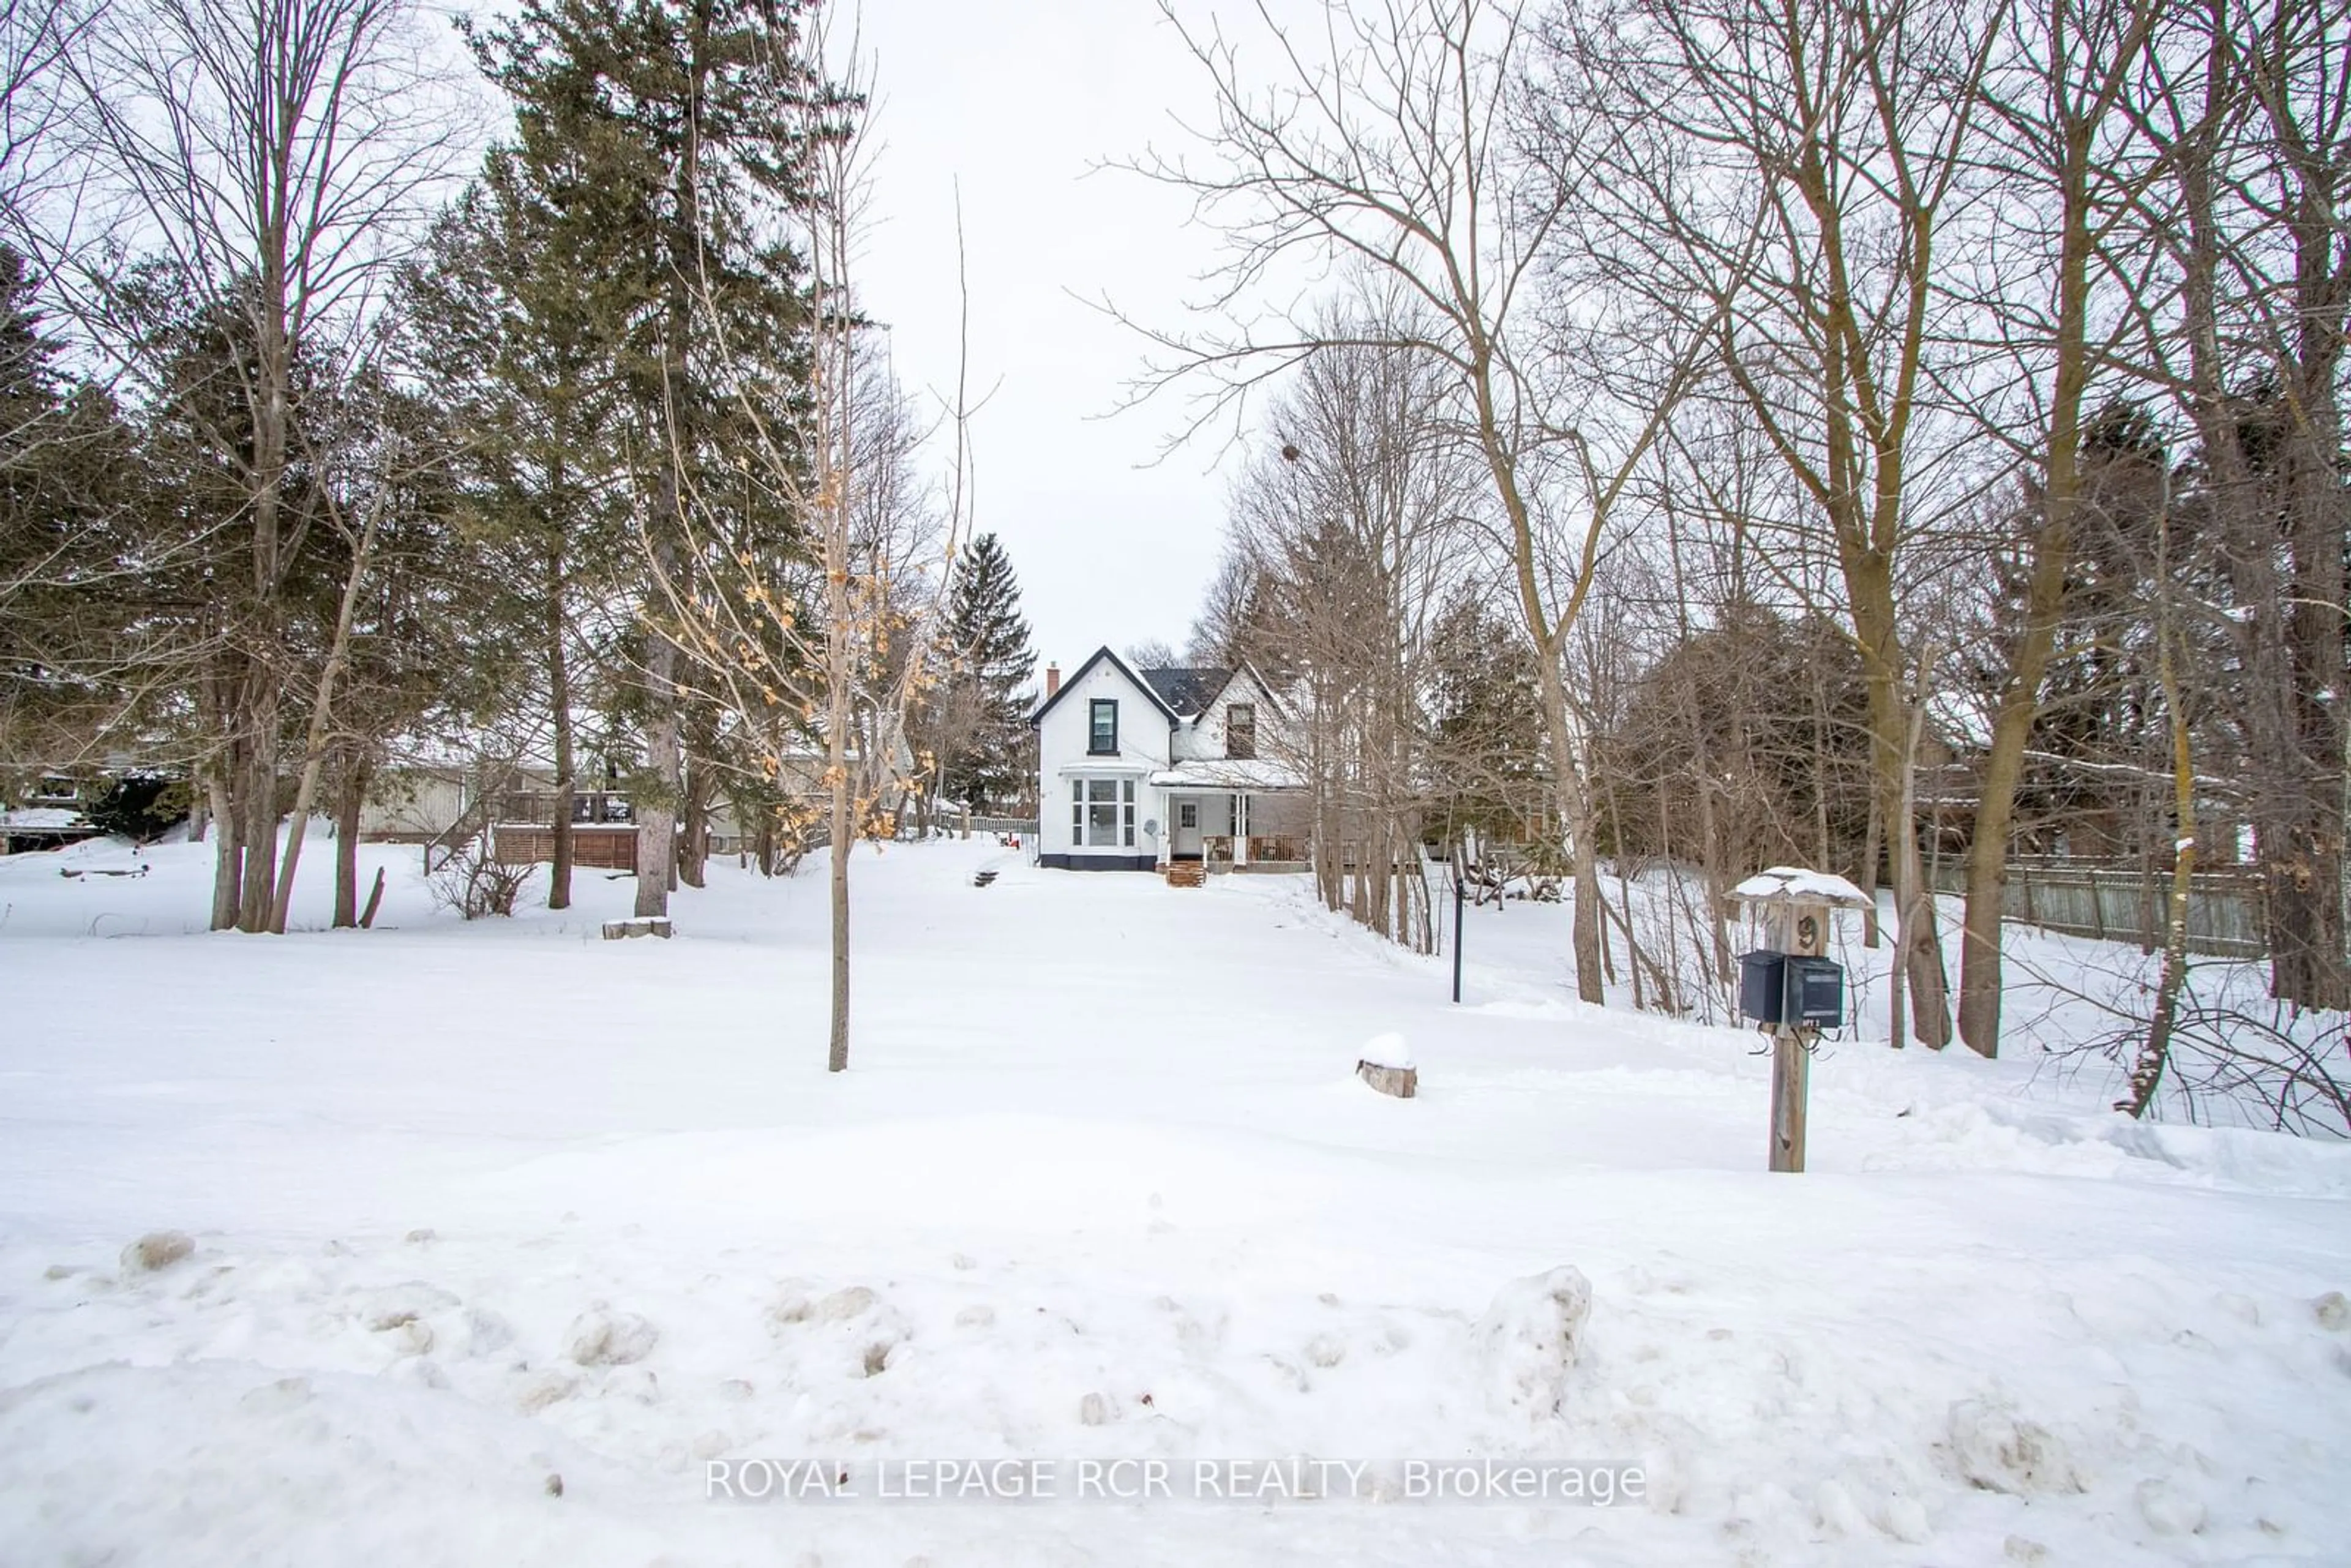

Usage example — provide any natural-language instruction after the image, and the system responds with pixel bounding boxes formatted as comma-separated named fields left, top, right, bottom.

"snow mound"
left=1359, top=1032, right=1413, bottom=1070
left=0, top=1361, right=640, bottom=1565
left=1475, top=1265, right=1591, bottom=1417
left=1944, top=1398, right=2085, bottom=1496
left=564, top=1308, right=658, bottom=1367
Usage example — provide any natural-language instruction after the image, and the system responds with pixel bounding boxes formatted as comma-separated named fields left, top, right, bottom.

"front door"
left=1172, top=797, right=1202, bottom=859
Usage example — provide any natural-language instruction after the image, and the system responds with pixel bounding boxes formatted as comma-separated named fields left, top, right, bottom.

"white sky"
left=849, top=1, right=1256, bottom=681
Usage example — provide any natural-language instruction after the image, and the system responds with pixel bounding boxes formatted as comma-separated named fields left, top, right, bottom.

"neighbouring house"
left=361, top=736, right=914, bottom=874
left=1029, top=647, right=1308, bottom=872
left=0, top=776, right=105, bottom=855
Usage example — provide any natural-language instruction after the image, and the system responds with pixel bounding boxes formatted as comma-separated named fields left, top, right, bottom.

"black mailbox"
left=1782, top=955, right=1844, bottom=1028
left=1739, top=951, right=1786, bottom=1023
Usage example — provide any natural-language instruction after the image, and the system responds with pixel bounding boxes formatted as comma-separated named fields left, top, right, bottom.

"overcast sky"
left=849, top=1, right=1257, bottom=682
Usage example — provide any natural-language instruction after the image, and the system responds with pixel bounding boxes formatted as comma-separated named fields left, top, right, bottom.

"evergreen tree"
left=403, top=164, right=636, bottom=910
left=936, top=532, right=1034, bottom=814
left=0, top=246, right=138, bottom=785
left=1425, top=592, right=1548, bottom=847
left=465, top=0, right=835, bottom=916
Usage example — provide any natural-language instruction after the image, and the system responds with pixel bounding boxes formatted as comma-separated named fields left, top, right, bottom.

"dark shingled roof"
left=1139, top=666, right=1232, bottom=719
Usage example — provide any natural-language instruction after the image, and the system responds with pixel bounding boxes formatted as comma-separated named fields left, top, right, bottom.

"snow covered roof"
left=1147, top=759, right=1303, bottom=792
left=0, top=808, right=91, bottom=831
left=1030, top=647, right=1182, bottom=727
left=1139, top=666, right=1232, bottom=719
left=1731, top=866, right=1873, bottom=907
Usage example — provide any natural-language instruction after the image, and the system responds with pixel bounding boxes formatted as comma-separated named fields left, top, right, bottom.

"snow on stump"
left=121, top=1230, right=194, bottom=1274
left=601, top=917, right=673, bottom=940
left=1355, top=1032, right=1417, bottom=1098
left=1475, top=1265, right=1592, bottom=1417
left=565, top=1307, right=659, bottom=1367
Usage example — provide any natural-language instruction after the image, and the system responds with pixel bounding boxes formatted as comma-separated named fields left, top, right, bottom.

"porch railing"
left=1202, top=834, right=1307, bottom=865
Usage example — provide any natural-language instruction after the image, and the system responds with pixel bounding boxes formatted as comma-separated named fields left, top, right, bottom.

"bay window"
left=1069, top=777, right=1136, bottom=849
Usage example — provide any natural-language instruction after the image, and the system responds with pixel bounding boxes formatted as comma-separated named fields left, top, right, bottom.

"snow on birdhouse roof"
left=1730, top=866, right=1873, bottom=907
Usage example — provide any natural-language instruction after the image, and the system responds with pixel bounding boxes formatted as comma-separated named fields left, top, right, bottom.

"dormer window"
left=1226, top=703, right=1256, bottom=760
left=1089, top=699, right=1119, bottom=755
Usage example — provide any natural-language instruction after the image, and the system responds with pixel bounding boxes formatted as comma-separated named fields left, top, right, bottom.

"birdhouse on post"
left=1731, top=867, right=1871, bottom=1174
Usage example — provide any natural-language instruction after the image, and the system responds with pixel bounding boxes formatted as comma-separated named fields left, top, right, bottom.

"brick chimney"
left=1045, top=662, right=1061, bottom=699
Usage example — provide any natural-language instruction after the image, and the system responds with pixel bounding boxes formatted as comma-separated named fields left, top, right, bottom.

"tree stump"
left=602, top=917, right=673, bottom=940
left=1355, top=1059, right=1417, bottom=1098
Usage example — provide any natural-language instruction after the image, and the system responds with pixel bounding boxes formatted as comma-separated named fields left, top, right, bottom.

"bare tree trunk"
left=678, top=753, right=710, bottom=889
left=636, top=612, right=679, bottom=918
left=208, top=770, right=240, bottom=930
left=826, top=613, right=852, bottom=1074
left=1861, top=607, right=1951, bottom=1046
left=1858, top=795, right=1882, bottom=949
left=2271, top=53, right=2349, bottom=1013
left=2120, top=481, right=2199, bottom=1116
left=270, top=486, right=386, bottom=933
left=1890, top=677, right=1941, bottom=1046
left=1533, top=643, right=1606, bottom=1002
left=331, top=754, right=367, bottom=928
left=547, top=538, right=574, bottom=910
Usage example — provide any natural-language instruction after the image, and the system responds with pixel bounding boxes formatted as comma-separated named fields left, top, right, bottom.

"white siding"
left=1174, top=670, right=1279, bottom=765
left=1035, top=655, right=1172, bottom=863
left=358, top=770, right=466, bottom=837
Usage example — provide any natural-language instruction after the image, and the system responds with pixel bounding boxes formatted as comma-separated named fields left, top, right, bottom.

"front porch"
left=1157, top=781, right=1310, bottom=874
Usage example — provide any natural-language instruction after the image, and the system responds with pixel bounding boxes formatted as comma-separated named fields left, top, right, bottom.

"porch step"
left=1164, top=861, right=1207, bottom=888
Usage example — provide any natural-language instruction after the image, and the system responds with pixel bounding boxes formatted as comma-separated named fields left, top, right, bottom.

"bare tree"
left=63, top=0, right=460, bottom=931
left=0, top=0, right=97, bottom=232
left=1218, top=328, right=1464, bottom=949
left=2121, top=0, right=2349, bottom=1011
left=1946, top=0, right=2167, bottom=1054
left=1125, top=0, right=1721, bottom=1003
left=643, top=25, right=975, bottom=1071
left=1569, top=0, right=2014, bottom=1046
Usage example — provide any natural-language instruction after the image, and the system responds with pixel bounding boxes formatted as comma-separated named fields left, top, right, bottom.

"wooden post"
left=1734, top=868, right=1867, bottom=1175
left=1767, top=898, right=1829, bottom=1174
left=1451, top=868, right=1465, bottom=1003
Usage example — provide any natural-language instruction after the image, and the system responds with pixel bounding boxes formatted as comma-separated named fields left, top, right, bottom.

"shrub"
left=85, top=773, right=191, bottom=842
left=427, top=841, right=535, bottom=919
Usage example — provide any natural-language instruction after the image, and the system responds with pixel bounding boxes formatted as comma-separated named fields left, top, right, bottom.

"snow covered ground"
left=1, top=833, right=2346, bottom=1565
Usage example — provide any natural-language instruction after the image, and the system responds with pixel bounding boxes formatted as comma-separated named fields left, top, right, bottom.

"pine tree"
left=0, top=247, right=139, bottom=786
left=1425, top=593, right=1547, bottom=847
left=465, top=0, right=831, bottom=917
left=936, top=532, right=1034, bottom=815
left=403, top=163, right=636, bottom=910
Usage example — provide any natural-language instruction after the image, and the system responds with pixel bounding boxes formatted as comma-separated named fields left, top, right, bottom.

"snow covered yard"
left=0, top=836, right=2345, bottom=1566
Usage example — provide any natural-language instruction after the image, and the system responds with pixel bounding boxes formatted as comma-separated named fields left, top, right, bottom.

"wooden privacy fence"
left=491, top=823, right=639, bottom=873
left=1930, top=859, right=2265, bottom=958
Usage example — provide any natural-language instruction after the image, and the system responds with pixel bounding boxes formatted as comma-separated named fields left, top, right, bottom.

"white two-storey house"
left=1029, top=647, right=1307, bottom=872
